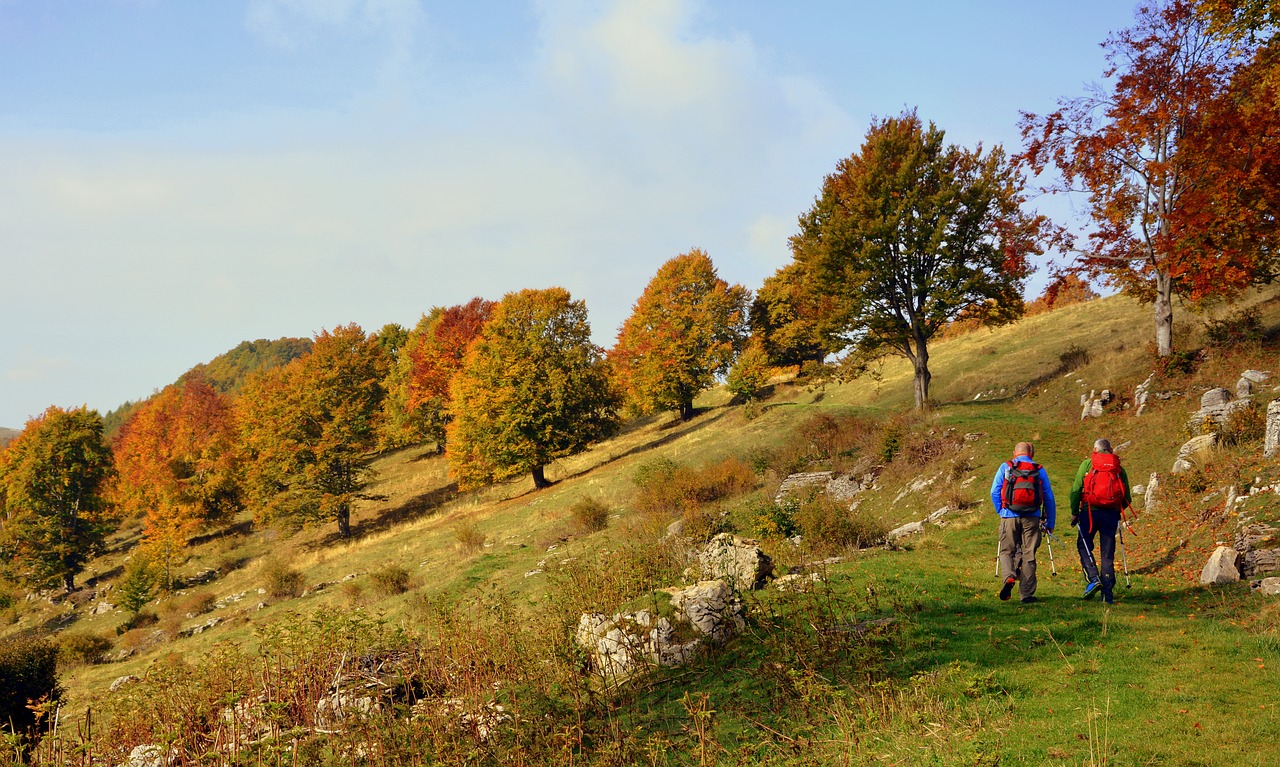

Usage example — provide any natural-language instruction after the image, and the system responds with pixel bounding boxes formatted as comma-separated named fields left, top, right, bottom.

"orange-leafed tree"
left=447, top=288, right=618, bottom=490
left=750, top=260, right=843, bottom=370
left=381, top=298, right=495, bottom=451
left=610, top=250, right=750, bottom=421
left=110, top=375, right=240, bottom=586
left=237, top=324, right=388, bottom=537
left=1019, top=0, right=1253, bottom=357
left=0, top=406, right=114, bottom=592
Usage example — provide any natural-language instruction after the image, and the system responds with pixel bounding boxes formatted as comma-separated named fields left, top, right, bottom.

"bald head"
left=1094, top=438, right=1113, bottom=453
left=1014, top=442, right=1034, bottom=458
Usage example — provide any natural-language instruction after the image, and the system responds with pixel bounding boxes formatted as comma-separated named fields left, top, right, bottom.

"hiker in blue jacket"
left=990, top=441, right=1057, bottom=603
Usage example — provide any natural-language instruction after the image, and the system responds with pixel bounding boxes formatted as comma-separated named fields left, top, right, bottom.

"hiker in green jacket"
left=1070, top=438, right=1131, bottom=604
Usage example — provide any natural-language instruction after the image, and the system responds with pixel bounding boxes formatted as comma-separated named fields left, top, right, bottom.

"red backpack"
left=1002, top=460, right=1044, bottom=515
left=1081, top=452, right=1126, bottom=510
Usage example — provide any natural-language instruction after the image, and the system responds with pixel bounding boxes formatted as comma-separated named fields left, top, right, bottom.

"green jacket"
left=1069, top=454, right=1132, bottom=518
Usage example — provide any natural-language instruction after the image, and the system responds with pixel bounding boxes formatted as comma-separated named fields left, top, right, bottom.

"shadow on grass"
left=349, top=482, right=460, bottom=539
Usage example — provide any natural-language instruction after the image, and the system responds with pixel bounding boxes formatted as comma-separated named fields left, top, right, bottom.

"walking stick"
left=1118, top=521, right=1132, bottom=589
left=1043, top=526, right=1058, bottom=577
left=1077, top=525, right=1100, bottom=583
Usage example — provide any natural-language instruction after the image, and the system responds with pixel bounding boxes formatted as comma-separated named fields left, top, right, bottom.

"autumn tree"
left=381, top=298, right=495, bottom=451
left=0, top=406, right=114, bottom=592
left=110, top=375, right=239, bottom=586
left=237, top=324, right=387, bottom=538
left=610, top=250, right=750, bottom=420
left=447, top=288, right=618, bottom=490
left=1019, top=0, right=1253, bottom=357
left=750, top=260, right=843, bottom=370
left=792, top=110, right=1052, bottom=410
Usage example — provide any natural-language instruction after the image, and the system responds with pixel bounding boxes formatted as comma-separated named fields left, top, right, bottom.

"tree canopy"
left=237, top=324, right=387, bottom=537
left=1019, top=0, right=1260, bottom=356
left=0, top=406, right=115, bottom=592
left=610, top=250, right=750, bottom=420
left=447, top=288, right=618, bottom=490
left=791, top=110, right=1051, bottom=409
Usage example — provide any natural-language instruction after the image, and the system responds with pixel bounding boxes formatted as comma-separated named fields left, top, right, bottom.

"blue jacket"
left=990, top=457, right=1056, bottom=531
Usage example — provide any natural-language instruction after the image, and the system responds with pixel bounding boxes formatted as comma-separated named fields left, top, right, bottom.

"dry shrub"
left=453, top=522, right=487, bottom=553
left=632, top=457, right=758, bottom=516
left=569, top=496, right=611, bottom=535
left=57, top=631, right=113, bottom=667
left=794, top=496, right=886, bottom=553
left=162, top=590, right=216, bottom=620
left=898, top=429, right=964, bottom=467
left=1221, top=402, right=1266, bottom=446
left=368, top=563, right=414, bottom=597
left=260, top=557, right=304, bottom=599
left=340, top=581, right=365, bottom=606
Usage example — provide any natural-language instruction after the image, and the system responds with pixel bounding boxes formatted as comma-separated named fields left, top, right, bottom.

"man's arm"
left=1069, top=459, right=1089, bottom=519
left=1040, top=467, right=1057, bottom=531
left=990, top=463, right=1006, bottom=512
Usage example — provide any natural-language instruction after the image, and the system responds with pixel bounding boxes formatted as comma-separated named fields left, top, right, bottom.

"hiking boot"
left=1102, top=590, right=1115, bottom=605
left=1083, top=580, right=1100, bottom=600
left=1021, top=596, right=1039, bottom=604
left=999, top=575, right=1016, bottom=601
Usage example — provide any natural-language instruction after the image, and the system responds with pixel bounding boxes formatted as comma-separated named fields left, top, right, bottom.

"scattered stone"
left=1200, top=546, right=1241, bottom=585
left=1145, top=473, right=1160, bottom=511
left=315, top=691, right=381, bottom=731
left=1134, top=373, right=1156, bottom=416
left=1172, top=434, right=1217, bottom=474
left=1202, top=388, right=1232, bottom=409
left=90, top=601, right=115, bottom=616
left=773, top=472, right=834, bottom=504
left=964, top=432, right=986, bottom=442
left=109, top=675, right=139, bottom=692
left=523, top=569, right=543, bottom=578
left=124, top=744, right=165, bottom=767
left=1256, top=577, right=1280, bottom=596
left=772, top=573, right=823, bottom=592
left=1234, top=523, right=1280, bottom=577
left=1238, top=370, right=1271, bottom=399
left=1266, top=400, right=1280, bottom=459
left=180, top=617, right=222, bottom=637
left=665, top=519, right=685, bottom=539
left=1080, top=389, right=1113, bottom=420
left=887, top=521, right=924, bottom=542
left=926, top=506, right=952, bottom=524
left=698, top=534, right=773, bottom=591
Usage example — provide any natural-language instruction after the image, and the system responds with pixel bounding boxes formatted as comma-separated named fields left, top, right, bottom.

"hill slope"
left=6, top=288, right=1280, bottom=765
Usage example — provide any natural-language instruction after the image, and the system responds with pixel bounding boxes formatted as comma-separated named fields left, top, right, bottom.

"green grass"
left=8, top=287, right=1280, bottom=764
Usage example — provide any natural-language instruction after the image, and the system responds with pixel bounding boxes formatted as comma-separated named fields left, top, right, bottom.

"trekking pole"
left=1043, top=527, right=1058, bottom=577
left=1118, top=522, right=1132, bottom=589
left=1077, top=526, right=1100, bottom=583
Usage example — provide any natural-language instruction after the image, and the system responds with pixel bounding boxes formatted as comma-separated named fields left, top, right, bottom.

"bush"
left=794, top=496, right=886, bottom=552
left=454, top=522, right=487, bottom=553
left=261, top=558, right=304, bottom=599
left=57, top=631, right=112, bottom=667
left=1153, top=347, right=1202, bottom=376
left=750, top=499, right=799, bottom=540
left=1205, top=311, right=1264, bottom=348
left=632, top=458, right=758, bottom=516
left=569, top=496, right=611, bottom=534
left=0, top=636, right=61, bottom=751
left=1059, top=344, right=1090, bottom=370
left=117, top=609, right=158, bottom=635
left=118, top=556, right=159, bottom=615
left=163, top=590, right=217, bottom=620
left=368, top=564, right=414, bottom=598
left=727, top=343, right=771, bottom=402
left=1221, top=402, right=1266, bottom=446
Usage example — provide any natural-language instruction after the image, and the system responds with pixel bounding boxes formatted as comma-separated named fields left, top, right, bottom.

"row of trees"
left=2, top=0, right=1274, bottom=594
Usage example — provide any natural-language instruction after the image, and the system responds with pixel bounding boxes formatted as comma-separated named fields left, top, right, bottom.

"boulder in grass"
left=1199, top=546, right=1240, bottom=585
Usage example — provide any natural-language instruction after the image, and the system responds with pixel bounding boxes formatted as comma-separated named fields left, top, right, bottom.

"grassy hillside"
left=5, top=288, right=1280, bottom=765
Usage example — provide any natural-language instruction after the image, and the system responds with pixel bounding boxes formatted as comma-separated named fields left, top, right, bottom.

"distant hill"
left=0, top=426, right=19, bottom=447
left=102, top=337, right=313, bottom=437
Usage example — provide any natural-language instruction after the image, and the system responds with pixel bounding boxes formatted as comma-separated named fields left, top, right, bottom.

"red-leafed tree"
left=237, top=324, right=387, bottom=538
left=610, top=250, right=750, bottom=420
left=381, top=298, right=495, bottom=451
left=111, top=375, right=239, bottom=586
left=1019, top=0, right=1255, bottom=357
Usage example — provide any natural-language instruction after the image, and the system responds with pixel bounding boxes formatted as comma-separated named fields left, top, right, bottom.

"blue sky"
left=0, top=0, right=1139, bottom=429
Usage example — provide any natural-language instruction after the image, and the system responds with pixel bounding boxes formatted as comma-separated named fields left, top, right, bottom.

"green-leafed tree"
left=0, top=406, right=115, bottom=592
left=610, top=249, right=750, bottom=420
left=237, top=324, right=387, bottom=537
left=447, top=288, right=618, bottom=490
left=380, top=298, right=495, bottom=452
left=794, top=110, right=1053, bottom=410
left=750, top=260, right=842, bottom=370
left=183, top=337, right=313, bottom=395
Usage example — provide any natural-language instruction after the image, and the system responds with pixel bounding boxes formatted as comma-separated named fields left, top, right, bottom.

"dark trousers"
left=1077, top=508, right=1120, bottom=593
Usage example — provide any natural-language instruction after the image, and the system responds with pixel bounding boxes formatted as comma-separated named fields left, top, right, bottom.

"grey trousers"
left=999, top=515, right=1043, bottom=600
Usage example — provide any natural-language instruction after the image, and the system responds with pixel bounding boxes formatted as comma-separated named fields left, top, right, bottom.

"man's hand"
left=1070, top=514, right=1079, bottom=528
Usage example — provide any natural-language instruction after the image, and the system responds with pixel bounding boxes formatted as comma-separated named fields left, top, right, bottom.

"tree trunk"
left=911, top=335, right=932, bottom=411
left=532, top=465, right=551, bottom=489
left=337, top=505, right=351, bottom=538
left=63, top=571, right=75, bottom=593
left=1154, top=269, right=1174, bottom=357
left=680, top=400, right=696, bottom=421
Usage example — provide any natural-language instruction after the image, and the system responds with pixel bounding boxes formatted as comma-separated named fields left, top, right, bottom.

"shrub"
left=1153, top=347, right=1202, bottom=376
left=1205, top=311, right=1264, bottom=348
left=261, top=558, right=304, bottom=599
left=1059, top=344, right=1090, bottom=370
left=117, top=609, right=158, bottom=635
left=727, top=343, right=771, bottom=402
left=454, top=522, right=487, bottom=553
left=750, top=499, right=799, bottom=540
left=632, top=458, right=758, bottom=516
left=0, top=636, right=61, bottom=752
left=118, top=556, right=159, bottom=615
left=57, top=631, right=112, bottom=667
left=569, top=496, right=611, bottom=534
left=794, top=496, right=886, bottom=552
left=368, top=564, right=414, bottom=597
left=1221, top=402, right=1266, bottom=447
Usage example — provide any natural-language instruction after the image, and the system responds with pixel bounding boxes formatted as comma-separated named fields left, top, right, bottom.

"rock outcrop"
left=1266, top=399, right=1280, bottom=459
left=1200, top=546, right=1241, bottom=585
left=698, top=533, right=773, bottom=591
left=1172, top=434, right=1217, bottom=474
